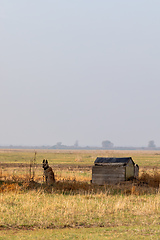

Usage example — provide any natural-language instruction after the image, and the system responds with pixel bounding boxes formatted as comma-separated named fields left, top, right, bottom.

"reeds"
left=0, top=168, right=160, bottom=195
left=139, top=169, right=160, bottom=188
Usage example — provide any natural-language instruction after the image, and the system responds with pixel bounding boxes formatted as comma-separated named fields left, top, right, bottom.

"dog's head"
left=42, top=159, right=49, bottom=169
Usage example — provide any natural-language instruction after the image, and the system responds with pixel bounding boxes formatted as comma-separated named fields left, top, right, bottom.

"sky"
left=1, top=1, right=160, bottom=147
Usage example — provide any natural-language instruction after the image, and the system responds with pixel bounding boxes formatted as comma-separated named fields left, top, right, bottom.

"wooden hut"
left=92, top=157, right=139, bottom=185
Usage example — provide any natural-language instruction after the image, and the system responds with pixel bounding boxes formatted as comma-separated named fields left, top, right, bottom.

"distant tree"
left=74, top=140, right=79, bottom=148
left=102, top=140, right=114, bottom=149
left=148, top=140, right=156, bottom=149
left=56, top=142, right=62, bottom=147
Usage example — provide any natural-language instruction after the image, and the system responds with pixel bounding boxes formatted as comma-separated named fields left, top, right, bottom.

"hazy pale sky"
left=1, top=1, right=160, bottom=147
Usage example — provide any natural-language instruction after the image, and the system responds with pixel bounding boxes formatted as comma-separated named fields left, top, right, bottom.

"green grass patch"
left=0, top=225, right=160, bottom=240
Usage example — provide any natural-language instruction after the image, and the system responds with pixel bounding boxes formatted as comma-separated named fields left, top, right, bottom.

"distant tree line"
left=0, top=140, right=158, bottom=150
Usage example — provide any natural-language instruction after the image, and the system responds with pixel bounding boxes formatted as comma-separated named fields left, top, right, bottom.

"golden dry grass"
left=0, top=167, right=160, bottom=196
left=0, top=149, right=160, bottom=232
left=0, top=190, right=160, bottom=229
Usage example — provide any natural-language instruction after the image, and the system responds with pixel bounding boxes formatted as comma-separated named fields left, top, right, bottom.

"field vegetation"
left=0, top=149, right=160, bottom=239
left=1, top=149, right=160, bottom=166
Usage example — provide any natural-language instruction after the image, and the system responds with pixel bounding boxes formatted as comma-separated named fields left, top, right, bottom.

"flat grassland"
left=1, top=148, right=160, bottom=166
left=0, top=149, right=160, bottom=239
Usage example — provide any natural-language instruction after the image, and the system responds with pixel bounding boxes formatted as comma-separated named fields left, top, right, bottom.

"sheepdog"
left=42, top=159, right=55, bottom=184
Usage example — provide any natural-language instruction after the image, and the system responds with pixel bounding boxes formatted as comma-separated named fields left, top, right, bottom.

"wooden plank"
left=92, top=178, right=125, bottom=182
left=92, top=172, right=125, bottom=177
left=92, top=175, right=125, bottom=179
left=92, top=166, right=125, bottom=170
left=92, top=178, right=125, bottom=181
left=92, top=179, right=125, bottom=185
left=93, top=180, right=125, bottom=183
left=92, top=171, right=125, bottom=174
left=92, top=176, right=125, bottom=180
left=92, top=166, right=125, bottom=171
left=92, top=171, right=125, bottom=175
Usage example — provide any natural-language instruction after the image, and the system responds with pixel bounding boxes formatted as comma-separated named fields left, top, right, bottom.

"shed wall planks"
left=92, top=165, right=126, bottom=184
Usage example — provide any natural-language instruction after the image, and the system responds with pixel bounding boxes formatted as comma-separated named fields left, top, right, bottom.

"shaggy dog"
left=42, top=159, right=55, bottom=184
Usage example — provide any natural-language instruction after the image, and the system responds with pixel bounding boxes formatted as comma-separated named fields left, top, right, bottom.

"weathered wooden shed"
left=92, top=157, right=138, bottom=185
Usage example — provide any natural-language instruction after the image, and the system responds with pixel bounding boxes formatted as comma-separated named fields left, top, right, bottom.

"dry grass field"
left=0, top=149, right=160, bottom=239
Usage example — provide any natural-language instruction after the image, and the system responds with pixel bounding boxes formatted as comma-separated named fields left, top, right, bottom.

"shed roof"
left=94, top=157, right=135, bottom=165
